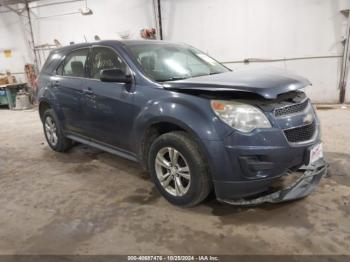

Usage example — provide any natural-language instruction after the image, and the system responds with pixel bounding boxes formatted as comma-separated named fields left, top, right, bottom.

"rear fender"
left=38, top=86, right=65, bottom=124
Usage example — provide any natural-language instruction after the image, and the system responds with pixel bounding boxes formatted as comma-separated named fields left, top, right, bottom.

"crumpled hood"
left=162, top=67, right=311, bottom=99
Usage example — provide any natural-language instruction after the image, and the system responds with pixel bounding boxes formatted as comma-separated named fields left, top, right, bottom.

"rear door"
left=53, top=48, right=90, bottom=135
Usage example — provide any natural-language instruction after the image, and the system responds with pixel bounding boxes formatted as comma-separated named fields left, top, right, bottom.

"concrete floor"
left=0, top=106, right=349, bottom=255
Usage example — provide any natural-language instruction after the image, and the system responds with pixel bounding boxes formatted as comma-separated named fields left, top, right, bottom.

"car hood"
left=162, top=68, right=311, bottom=99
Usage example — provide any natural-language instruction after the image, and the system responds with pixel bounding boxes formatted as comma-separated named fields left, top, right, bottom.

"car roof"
left=53, top=40, right=187, bottom=54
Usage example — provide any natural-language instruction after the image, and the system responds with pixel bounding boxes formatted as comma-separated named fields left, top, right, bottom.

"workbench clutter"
left=0, top=71, right=31, bottom=110
left=0, top=71, right=16, bottom=85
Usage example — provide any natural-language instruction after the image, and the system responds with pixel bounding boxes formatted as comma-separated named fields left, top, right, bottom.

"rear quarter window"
left=40, top=51, right=63, bottom=75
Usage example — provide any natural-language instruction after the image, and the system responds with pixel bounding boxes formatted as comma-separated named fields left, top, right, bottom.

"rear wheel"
left=148, top=131, right=211, bottom=207
left=43, top=109, right=72, bottom=152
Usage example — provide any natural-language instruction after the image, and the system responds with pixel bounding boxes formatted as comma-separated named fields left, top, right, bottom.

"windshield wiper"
left=158, top=77, right=188, bottom=82
left=191, top=72, right=223, bottom=78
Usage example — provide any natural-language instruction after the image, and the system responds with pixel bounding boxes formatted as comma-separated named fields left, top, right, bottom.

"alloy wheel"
left=155, top=147, right=191, bottom=197
left=44, top=116, right=58, bottom=146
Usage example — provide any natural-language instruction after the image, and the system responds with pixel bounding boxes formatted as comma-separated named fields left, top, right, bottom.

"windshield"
left=126, top=43, right=230, bottom=82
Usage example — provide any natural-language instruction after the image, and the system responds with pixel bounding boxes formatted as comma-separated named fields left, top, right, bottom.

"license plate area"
left=307, top=143, right=323, bottom=165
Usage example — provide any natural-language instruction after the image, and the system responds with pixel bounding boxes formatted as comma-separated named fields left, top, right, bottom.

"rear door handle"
left=52, top=80, right=59, bottom=87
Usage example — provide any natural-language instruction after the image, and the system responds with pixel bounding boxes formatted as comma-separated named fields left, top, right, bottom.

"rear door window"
left=57, top=48, right=89, bottom=78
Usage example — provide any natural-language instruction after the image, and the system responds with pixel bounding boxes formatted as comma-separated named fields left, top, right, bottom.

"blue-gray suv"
left=37, top=40, right=327, bottom=207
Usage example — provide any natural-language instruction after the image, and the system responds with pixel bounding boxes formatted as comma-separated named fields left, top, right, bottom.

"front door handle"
left=82, top=88, right=94, bottom=95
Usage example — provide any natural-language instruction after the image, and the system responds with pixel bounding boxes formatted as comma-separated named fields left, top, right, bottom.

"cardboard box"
left=0, top=76, right=8, bottom=85
left=0, top=74, right=16, bottom=85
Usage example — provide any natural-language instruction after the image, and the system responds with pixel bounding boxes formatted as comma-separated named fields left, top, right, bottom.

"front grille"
left=275, top=99, right=309, bottom=117
left=284, top=122, right=316, bottom=143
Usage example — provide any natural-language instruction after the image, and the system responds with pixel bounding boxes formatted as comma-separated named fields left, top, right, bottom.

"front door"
left=81, top=46, right=138, bottom=151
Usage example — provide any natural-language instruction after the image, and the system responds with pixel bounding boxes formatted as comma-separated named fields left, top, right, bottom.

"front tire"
left=43, top=109, right=72, bottom=152
left=148, top=131, right=212, bottom=207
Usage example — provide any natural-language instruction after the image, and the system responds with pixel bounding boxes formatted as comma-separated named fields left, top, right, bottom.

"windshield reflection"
left=126, top=43, right=230, bottom=82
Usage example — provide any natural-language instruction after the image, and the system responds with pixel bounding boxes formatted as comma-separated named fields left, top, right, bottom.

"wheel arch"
left=137, top=117, right=212, bottom=172
left=38, top=99, right=52, bottom=122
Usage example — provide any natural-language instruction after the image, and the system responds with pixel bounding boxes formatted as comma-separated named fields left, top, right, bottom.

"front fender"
left=129, top=95, right=231, bottom=156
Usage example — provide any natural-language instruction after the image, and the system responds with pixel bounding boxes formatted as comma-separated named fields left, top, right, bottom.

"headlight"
left=211, top=100, right=271, bottom=132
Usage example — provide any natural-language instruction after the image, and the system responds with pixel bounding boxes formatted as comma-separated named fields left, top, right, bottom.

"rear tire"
left=148, top=131, right=212, bottom=207
left=43, top=109, right=72, bottom=152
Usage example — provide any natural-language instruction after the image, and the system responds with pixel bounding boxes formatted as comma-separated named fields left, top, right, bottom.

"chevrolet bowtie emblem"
left=303, top=113, right=313, bottom=124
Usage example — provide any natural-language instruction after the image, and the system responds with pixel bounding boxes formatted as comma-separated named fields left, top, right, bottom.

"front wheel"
left=148, top=131, right=212, bottom=207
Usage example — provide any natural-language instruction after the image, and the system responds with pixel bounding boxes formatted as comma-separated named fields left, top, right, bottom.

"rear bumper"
left=216, top=159, right=327, bottom=205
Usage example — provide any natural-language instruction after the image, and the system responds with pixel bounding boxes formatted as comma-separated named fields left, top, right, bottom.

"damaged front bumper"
left=218, top=159, right=327, bottom=205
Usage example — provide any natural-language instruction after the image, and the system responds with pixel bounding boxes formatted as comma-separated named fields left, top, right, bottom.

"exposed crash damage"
left=162, top=68, right=327, bottom=205
left=219, top=159, right=327, bottom=205
left=162, top=68, right=311, bottom=99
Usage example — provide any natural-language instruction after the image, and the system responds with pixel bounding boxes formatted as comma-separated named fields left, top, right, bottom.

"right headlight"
left=211, top=100, right=271, bottom=133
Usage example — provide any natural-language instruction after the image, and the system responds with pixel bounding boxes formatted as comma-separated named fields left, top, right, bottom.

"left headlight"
left=211, top=100, right=271, bottom=133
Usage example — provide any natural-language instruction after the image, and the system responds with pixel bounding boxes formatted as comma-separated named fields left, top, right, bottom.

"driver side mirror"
left=100, top=69, right=131, bottom=83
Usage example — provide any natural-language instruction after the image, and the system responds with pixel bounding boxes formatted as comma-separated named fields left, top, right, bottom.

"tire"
left=42, top=109, right=72, bottom=152
left=148, top=131, right=212, bottom=207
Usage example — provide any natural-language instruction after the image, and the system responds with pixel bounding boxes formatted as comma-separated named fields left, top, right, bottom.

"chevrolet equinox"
left=38, top=40, right=327, bottom=207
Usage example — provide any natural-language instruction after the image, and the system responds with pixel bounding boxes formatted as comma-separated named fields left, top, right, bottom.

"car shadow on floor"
left=43, top=142, right=347, bottom=230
